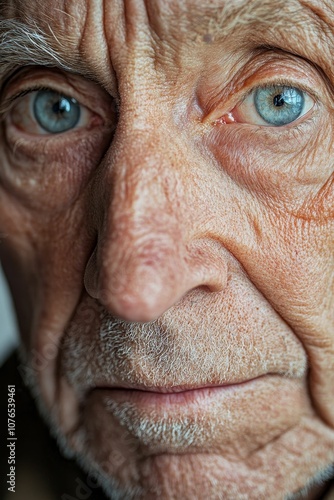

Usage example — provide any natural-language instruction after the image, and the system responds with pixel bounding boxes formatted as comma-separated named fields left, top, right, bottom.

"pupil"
left=273, top=94, right=285, bottom=107
left=52, top=98, right=70, bottom=115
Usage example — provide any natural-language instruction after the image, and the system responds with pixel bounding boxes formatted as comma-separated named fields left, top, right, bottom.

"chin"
left=58, top=445, right=334, bottom=500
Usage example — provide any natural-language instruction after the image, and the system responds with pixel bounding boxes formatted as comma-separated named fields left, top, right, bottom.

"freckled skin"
left=0, top=1, right=334, bottom=499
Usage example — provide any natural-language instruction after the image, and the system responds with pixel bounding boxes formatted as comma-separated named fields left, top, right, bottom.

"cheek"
left=0, top=190, right=94, bottom=350
left=251, top=214, right=334, bottom=320
left=207, top=121, right=334, bottom=217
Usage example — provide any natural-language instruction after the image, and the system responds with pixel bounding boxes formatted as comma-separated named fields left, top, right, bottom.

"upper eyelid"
left=2, top=84, right=79, bottom=104
left=0, top=87, right=50, bottom=115
left=238, top=54, right=326, bottom=102
left=204, top=77, right=322, bottom=125
left=233, top=84, right=317, bottom=125
left=202, top=52, right=329, bottom=118
left=0, top=85, right=80, bottom=121
left=0, top=71, right=118, bottom=127
left=226, top=78, right=320, bottom=116
left=0, top=68, right=111, bottom=116
left=239, top=81, right=320, bottom=108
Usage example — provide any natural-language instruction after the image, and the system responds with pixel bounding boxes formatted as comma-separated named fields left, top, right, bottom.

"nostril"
left=195, top=284, right=217, bottom=294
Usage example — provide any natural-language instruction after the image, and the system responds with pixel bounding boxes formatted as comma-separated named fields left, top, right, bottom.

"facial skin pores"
left=0, top=1, right=334, bottom=499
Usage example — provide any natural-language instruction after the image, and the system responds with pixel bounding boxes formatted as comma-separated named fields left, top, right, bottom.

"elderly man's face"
left=1, top=0, right=334, bottom=498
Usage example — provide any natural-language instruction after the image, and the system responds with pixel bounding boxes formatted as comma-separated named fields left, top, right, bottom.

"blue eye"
left=223, top=83, right=314, bottom=128
left=33, top=90, right=81, bottom=133
left=254, top=86, right=305, bottom=126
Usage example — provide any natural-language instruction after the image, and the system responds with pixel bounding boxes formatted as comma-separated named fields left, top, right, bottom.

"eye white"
left=238, top=85, right=315, bottom=127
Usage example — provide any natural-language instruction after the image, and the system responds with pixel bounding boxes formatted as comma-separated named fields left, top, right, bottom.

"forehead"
left=1, top=0, right=334, bottom=88
left=1, top=0, right=331, bottom=40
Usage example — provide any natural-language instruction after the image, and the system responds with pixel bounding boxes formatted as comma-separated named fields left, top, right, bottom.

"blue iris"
left=33, top=90, right=81, bottom=133
left=254, top=86, right=304, bottom=126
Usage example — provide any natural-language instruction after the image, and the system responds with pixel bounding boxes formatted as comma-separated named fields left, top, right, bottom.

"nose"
left=84, top=113, right=228, bottom=323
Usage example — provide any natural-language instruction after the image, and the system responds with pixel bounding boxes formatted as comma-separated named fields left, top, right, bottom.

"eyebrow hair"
left=1, top=1, right=333, bottom=86
left=193, top=0, right=334, bottom=82
left=0, top=18, right=88, bottom=83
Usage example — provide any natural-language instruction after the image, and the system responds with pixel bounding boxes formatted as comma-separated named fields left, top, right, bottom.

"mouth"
left=98, top=379, right=262, bottom=393
left=89, top=376, right=267, bottom=409
left=77, top=374, right=306, bottom=457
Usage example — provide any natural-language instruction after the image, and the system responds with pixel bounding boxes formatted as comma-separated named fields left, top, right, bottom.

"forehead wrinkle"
left=195, top=0, right=334, bottom=82
left=163, top=0, right=308, bottom=39
left=299, top=0, right=334, bottom=26
left=1, top=0, right=333, bottom=42
left=140, top=0, right=334, bottom=74
left=1, top=0, right=334, bottom=86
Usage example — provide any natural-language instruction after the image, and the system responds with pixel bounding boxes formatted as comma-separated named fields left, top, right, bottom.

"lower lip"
left=94, top=380, right=260, bottom=409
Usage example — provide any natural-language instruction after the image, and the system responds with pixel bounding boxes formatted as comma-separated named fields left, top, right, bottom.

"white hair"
left=0, top=18, right=86, bottom=82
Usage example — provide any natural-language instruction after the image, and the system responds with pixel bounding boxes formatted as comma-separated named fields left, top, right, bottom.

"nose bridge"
left=108, top=100, right=187, bottom=244
left=106, top=22, right=189, bottom=215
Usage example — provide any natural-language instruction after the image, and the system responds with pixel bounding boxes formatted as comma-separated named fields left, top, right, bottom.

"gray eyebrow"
left=0, top=18, right=84, bottom=83
left=1, top=1, right=334, bottom=87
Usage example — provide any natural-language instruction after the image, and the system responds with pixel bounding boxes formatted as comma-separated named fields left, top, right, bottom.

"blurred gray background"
left=0, top=263, right=18, bottom=365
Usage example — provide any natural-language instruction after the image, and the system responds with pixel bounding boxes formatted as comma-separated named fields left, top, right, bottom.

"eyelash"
left=207, top=76, right=320, bottom=135
left=0, top=86, right=55, bottom=119
left=239, top=78, right=319, bottom=109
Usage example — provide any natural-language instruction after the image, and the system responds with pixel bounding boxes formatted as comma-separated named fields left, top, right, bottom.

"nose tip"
left=99, top=266, right=180, bottom=322
left=90, top=236, right=194, bottom=322
left=85, top=238, right=228, bottom=323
